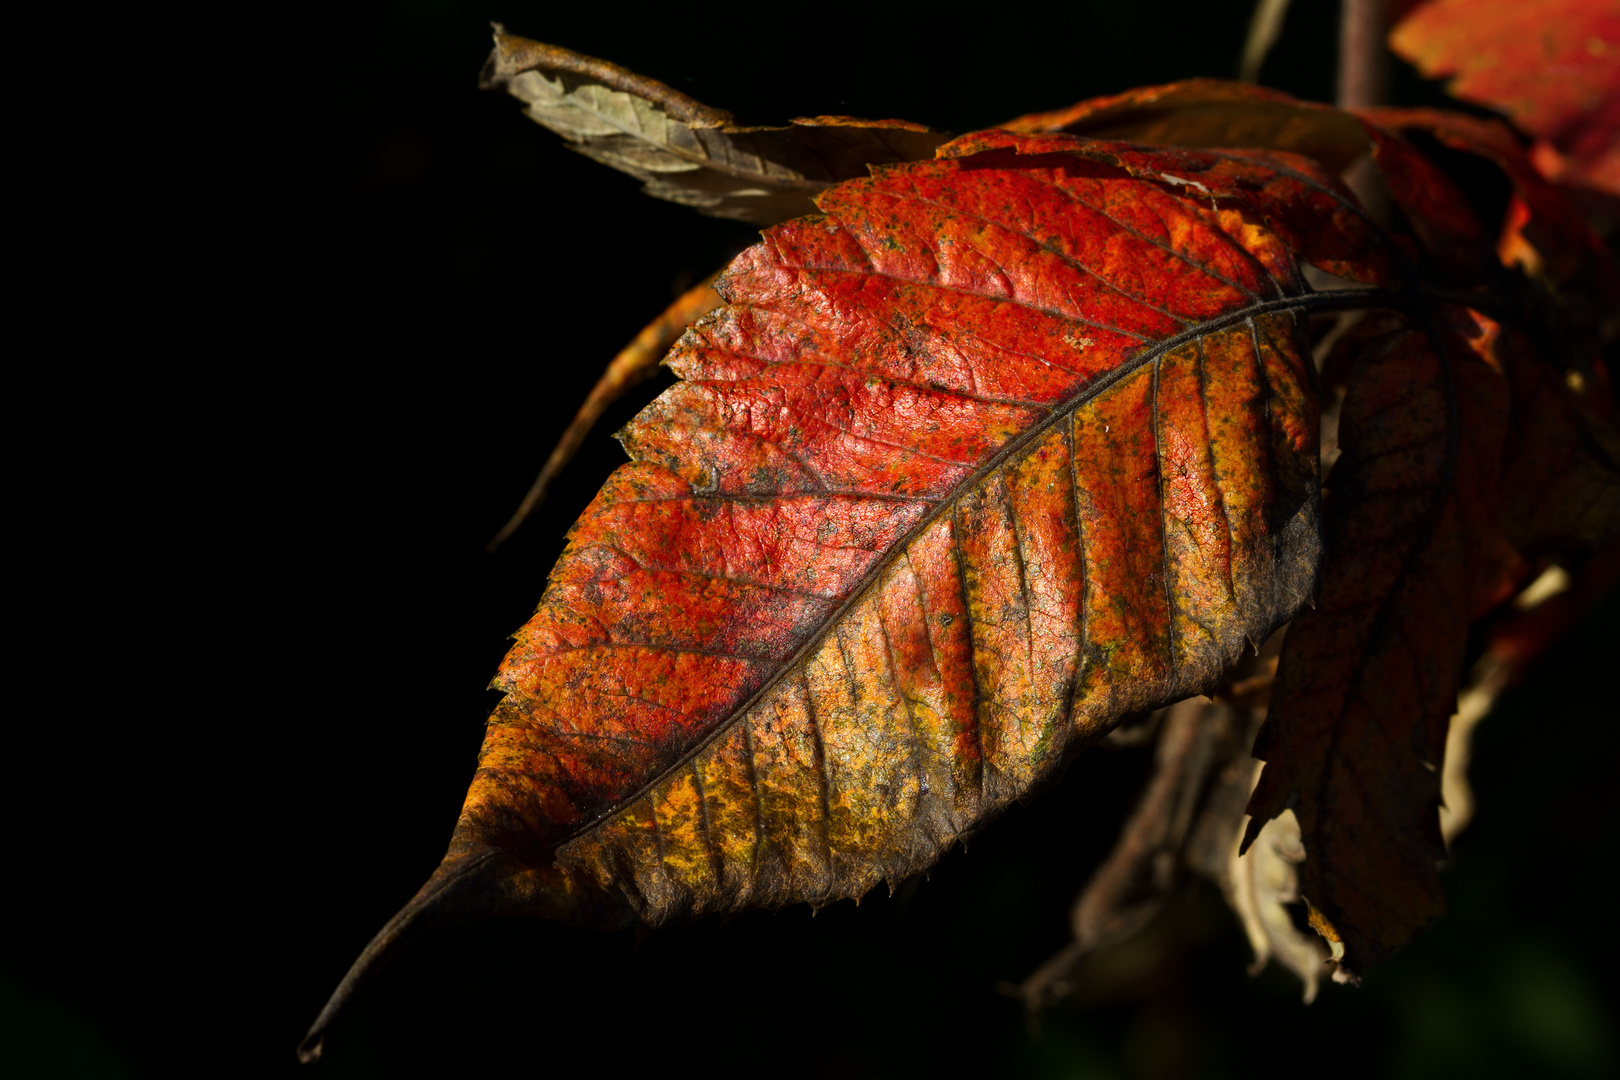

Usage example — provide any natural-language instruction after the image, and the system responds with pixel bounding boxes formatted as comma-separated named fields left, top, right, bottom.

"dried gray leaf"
left=480, top=27, right=951, bottom=224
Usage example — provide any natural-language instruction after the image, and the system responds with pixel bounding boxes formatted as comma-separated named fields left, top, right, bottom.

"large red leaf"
left=300, top=131, right=1404, bottom=1059
left=1245, top=306, right=1510, bottom=971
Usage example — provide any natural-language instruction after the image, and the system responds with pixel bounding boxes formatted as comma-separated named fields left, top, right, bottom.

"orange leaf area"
left=1247, top=307, right=1510, bottom=972
left=442, top=133, right=1417, bottom=935
left=1391, top=0, right=1620, bottom=196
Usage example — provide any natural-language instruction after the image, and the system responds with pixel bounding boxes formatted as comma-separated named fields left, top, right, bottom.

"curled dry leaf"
left=1228, top=809, right=1331, bottom=1002
left=1019, top=698, right=1246, bottom=1008
left=1024, top=642, right=1330, bottom=1009
left=479, top=27, right=951, bottom=225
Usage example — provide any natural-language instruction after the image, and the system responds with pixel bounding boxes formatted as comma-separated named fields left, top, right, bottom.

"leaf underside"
left=480, top=28, right=951, bottom=225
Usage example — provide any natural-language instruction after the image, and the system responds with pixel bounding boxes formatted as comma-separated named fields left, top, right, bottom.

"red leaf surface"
left=1245, top=306, right=1510, bottom=971
left=301, top=130, right=1409, bottom=1059
left=1391, top=0, right=1620, bottom=196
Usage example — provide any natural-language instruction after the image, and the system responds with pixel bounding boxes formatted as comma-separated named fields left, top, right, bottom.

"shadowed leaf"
left=1000, top=80, right=1372, bottom=175
left=1495, top=330, right=1620, bottom=559
left=1245, top=305, right=1510, bottom=973
left=1360, top=106, right=1620, bottom=292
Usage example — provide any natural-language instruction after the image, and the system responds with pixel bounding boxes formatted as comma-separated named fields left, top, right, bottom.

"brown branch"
left=1338, top=0, right=1389, bottom=109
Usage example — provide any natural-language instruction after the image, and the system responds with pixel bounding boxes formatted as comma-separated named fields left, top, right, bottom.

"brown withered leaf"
left=1001, top=80, right=1371, bottom=174
left=479, top=27, right=950, bottom=224
left=1245, top=306, right=1511, bottom=974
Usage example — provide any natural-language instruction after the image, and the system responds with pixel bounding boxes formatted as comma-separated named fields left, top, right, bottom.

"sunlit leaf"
left=479, top=27, right=950, bottom=224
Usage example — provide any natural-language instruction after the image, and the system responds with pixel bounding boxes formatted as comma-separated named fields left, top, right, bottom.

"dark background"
left=7, top=1, right=1616, bottom=1076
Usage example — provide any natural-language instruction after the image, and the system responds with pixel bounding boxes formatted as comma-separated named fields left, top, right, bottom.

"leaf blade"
left=480, top=28, right=951, bottom=224
left=460, top=138, right=1396, bottom=928
left=1246, top=305, right=1511, bottom=971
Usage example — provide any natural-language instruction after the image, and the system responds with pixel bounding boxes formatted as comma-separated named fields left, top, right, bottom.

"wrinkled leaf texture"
left=456, top=128, right=1412, bottom=936
left=303, top=57, right=1620, bottom=1057
left=480, top=27, right=951, bottom=224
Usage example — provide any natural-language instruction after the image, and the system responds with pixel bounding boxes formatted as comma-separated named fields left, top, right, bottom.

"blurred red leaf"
left=1362, top=106, right=1620, bottom=292
left=1391, top=0, right=1620, bottom=196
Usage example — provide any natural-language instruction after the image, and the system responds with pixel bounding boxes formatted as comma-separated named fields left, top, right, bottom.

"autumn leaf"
left=1361, top=106, right=1620, bottom=291
left=1001, top=79, right=1372, bottom=174
left=301, top=29, right=1620, bottom=1052
left=1245, top=306, right=1511, bottom=973
left=479, top=26, right=951, bottom=224
left=299, top=124, right=1417, bottom=1059
left=1391, top=0, right=1620, bottom=197
left=486, top=273, right=726, bottom=551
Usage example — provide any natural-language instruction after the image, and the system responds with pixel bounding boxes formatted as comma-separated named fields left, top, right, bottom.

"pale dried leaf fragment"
left=479, top=27, right=950, bottom=224
left=1441, top=564, right=1575, bottom=845
left=1226, top=806, right=1330, bottom=1002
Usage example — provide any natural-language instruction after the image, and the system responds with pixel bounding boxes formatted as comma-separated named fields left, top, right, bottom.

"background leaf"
left=480, top=28, right=951, bottom=224
left=1246, top=307, right=1511, bottom=972
left=1391, top=0, right=1620, bottom=198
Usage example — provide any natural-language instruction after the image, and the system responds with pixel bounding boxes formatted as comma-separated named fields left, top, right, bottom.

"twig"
left=1337, top=0, right=1389, bottom=109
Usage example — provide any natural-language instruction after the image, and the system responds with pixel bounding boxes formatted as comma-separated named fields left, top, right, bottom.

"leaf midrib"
left=543, top=284, right=1400, bottom=856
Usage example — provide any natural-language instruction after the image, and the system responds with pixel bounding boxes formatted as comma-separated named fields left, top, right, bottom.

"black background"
left=7, top=2, right=1616, bottom=1077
